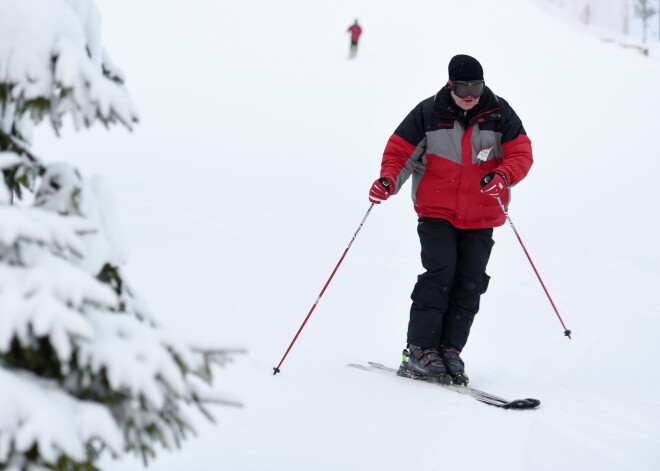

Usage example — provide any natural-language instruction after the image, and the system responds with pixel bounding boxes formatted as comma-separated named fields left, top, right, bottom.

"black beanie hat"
left=448, top=54, right=483, bottom=81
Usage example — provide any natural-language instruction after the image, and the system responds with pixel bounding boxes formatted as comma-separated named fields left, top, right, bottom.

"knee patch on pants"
left=411, top=275, right=451, bottom=309
left=455, top=272, right=490, bottom=296
left=448, top=273, right=490, bottom=316
left=476, top=272, right=490, bottom=295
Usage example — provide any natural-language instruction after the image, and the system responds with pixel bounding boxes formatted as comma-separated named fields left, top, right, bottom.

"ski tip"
left=525, top=398, right=541, bottom=408
left=504, top=398, right=541, bottom=409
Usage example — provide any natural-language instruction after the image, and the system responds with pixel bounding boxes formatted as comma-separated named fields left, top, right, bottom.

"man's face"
left=451, top=91, right=480, bottom=111
left=448, top=79, right=484, bottom=111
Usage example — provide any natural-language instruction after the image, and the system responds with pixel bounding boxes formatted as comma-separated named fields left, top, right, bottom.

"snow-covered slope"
left=34, top=0, right=660, bottom=469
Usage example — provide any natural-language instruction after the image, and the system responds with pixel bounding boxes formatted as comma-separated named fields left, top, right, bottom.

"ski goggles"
left=450, top=80, right=485, bottom=98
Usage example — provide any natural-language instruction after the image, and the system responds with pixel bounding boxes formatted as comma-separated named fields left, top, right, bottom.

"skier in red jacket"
left=368, top=55, right=533, bottom=386
left=347, top=20, right=362, bottom=58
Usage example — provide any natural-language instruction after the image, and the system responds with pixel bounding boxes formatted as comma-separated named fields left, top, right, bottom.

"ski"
left=347, top=362, right=540, bottom=410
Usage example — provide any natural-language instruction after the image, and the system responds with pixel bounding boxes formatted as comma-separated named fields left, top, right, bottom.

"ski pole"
left=273, top=203, right=376, bottom=374
left=497, top=197, right=572, bottom=339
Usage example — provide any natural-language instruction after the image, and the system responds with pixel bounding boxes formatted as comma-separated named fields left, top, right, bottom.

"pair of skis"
left=348, top=362, right=540, bottom=410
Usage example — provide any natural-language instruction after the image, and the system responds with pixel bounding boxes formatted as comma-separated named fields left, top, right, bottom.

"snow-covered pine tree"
left=0, top=1, right=239, bottom=470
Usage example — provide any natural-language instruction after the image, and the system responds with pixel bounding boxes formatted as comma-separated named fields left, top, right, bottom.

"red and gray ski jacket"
left=380, top=86, right=533, bottom=229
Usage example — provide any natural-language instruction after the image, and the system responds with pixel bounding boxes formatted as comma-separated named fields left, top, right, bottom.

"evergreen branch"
left=0, top=127, right=41, bottom=164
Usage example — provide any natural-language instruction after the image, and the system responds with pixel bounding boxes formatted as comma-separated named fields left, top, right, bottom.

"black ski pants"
left=407, top=218, right=494, bottom=351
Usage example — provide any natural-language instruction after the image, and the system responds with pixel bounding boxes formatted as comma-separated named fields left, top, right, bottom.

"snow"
left=21, top=0, right=660, bottom=469
left=0, top=368, right=123, bottom=465
left=0, top=0, right=137, bottom=138
left=532, top=0, right=629, bottom=35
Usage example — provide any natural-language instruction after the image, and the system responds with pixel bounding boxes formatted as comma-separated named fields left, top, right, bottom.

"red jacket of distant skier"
left=348, top=24, right=362, bottom=42
left=380, top=86, right=533, bottom=229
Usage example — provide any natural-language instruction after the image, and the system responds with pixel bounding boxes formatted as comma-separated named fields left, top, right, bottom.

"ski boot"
left=397, top=345, right=452, bottom=384
left=440, top=346, right=469, bottom=386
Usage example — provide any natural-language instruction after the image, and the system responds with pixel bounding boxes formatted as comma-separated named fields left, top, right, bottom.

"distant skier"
left=347, top=19, right=362, bottom=58
left=368, top=55, right=533, bottom=386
